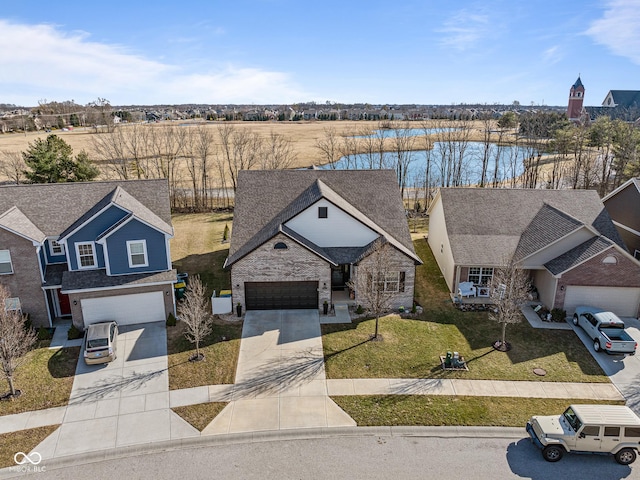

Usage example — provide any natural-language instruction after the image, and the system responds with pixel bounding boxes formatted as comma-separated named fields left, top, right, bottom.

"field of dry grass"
left=0, top=119, right=507, bottom=171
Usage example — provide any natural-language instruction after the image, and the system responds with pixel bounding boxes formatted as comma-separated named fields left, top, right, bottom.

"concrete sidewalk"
left=0, top=377, right=624, bottom=436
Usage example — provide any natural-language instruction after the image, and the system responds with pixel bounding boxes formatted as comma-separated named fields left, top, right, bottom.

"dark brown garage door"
left=245, top=281, right=318, bottom=310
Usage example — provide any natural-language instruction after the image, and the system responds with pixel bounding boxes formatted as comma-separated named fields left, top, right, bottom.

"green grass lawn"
left=322, top=238, right=609, bottom=383
left=166, top=317, right=242, bottom=390
left=332, top=396, right=624, bottom=427
left=1, top=344, right=79, bottom=416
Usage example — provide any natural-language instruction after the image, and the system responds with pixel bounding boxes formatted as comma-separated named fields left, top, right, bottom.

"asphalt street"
left=15, top=433, right=640, bottom=480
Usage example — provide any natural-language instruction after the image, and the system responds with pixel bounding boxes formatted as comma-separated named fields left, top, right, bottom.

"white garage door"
left=564, top=286, right=640, bottom=317
left=81, top=291, right=166, bottom=327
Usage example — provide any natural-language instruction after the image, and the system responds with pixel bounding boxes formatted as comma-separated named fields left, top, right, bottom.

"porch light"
left=323, top=282, right=327, bottom=289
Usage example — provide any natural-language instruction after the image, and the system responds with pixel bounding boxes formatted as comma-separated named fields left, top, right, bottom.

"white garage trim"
left=563, top=286, right=640, bottom=317
left=81, top=291, right=165, bottom=327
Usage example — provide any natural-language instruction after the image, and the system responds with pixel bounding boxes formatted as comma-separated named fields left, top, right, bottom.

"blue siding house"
left=0, top=180, right=176, bottom=329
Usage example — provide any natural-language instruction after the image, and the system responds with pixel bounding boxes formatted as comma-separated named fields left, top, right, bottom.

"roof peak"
left=572, top=76, right=584, bottom=89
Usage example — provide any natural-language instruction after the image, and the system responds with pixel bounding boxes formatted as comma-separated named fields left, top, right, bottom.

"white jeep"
left=527, top=404, right=640, bottom=465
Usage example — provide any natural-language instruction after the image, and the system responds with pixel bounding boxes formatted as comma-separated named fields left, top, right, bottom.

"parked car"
left=527, top=404, right=640, bottom=464
left=83, top=321, right=118, bottom=365
left=572, top=306, right=637, bottom=355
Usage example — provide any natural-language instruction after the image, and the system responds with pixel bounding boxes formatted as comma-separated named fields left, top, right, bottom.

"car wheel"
left=615, top=448, right=636, bottom=465
left=594, top=340, right=601, bottom=352
left=542, top=445, right=564, bottom=462
left=572, top=314, right=579, bottom=326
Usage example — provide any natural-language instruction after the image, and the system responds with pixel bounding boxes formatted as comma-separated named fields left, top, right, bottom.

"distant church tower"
left=567, top=76, right=585, bottom=121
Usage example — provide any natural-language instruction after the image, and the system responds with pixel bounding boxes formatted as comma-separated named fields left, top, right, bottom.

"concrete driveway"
left=570, top=316, right=640, bottom=413
left=35, top=322, right=198, bottom=459
left=203, top=310, right=355, bottom=434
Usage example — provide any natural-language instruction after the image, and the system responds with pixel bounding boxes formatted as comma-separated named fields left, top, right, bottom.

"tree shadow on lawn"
left=167, top=319, right=242, bottom=353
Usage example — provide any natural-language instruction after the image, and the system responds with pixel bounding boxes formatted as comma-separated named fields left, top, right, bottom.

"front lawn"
left=166, top=319, right=242, bottom=390
left=172, top=402, right=228, bottom=431
left=0, top=425, right=59, bottom=469
left=332, top=396, right=624, bottom=427
left=1, top=345, right=79, bottom=416
left=322, top=239, right=609, bottom=383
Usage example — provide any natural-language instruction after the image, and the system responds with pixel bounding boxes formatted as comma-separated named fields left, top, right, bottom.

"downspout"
left=454, top=265, right=461, bottom=293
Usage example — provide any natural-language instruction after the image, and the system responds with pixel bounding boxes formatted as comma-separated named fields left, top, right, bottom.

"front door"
left=57, top=289, right=72, bottom=316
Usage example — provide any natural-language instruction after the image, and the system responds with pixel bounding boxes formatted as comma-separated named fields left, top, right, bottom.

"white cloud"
left=438, top=10, right=490, bottom=51
left=585, top=0, right=640, bottom=64
left=0, top=20, right=307, bottom=105
left=542, top=45, right=563, bottom=65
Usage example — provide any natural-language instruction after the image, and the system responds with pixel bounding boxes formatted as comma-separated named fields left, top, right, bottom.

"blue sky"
left=1, top=0, right=639, bottom=107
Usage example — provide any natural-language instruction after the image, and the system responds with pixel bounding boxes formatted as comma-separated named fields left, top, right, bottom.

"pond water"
left=352, top=127, right=456, bottom=138
left=323, top=141, right=540, bottom=186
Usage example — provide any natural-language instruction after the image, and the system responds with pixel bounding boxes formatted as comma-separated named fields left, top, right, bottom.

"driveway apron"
left=203, top=310, right=356, bottom=434
left=34, top=322, right=198, bottom=460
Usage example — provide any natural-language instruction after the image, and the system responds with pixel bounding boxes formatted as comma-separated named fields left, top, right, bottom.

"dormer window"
left=318, top=206, right=328, bottom=218
left=274, top=242, right=288, bottom=250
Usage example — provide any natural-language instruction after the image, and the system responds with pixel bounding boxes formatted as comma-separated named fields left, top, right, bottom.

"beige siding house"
left=428, top=188, right=640, bottom=317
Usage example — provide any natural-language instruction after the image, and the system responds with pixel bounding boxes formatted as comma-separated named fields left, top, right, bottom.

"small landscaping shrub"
left=551, top=308, right=567, bottom=323
left=167, top=312, right=177, bottom=327
left=67, top=324, right=82, bottom=340
left=355, top=305, right=364, bottom=315
left=37, top=326, right=53, bottom=341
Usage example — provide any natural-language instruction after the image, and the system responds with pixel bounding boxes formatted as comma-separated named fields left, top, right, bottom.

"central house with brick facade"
left=428, top=188, right=640, bottom=318
left=224, top=169, right=422, bottom=312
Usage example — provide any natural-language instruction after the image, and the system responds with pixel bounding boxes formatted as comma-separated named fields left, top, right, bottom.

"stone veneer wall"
left=231, top=233, right=331, bottom=310
left=353, top=244, right=416, bottom=310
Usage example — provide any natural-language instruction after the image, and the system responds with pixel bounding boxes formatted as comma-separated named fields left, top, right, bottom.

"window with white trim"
left=48, top=238, right=65, bottom=256
left=468, top=267, right=493, bottom=286
left=76, top=242, right=97, bottom=269
left=0, top=250, right=13, bottom=274
left=127, top=240, right=148, bottom=268
left=4, top=297, right=20, bottom=312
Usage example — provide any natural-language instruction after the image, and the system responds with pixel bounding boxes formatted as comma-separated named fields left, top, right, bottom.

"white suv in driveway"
left=527, top=404, right=640, bottom=465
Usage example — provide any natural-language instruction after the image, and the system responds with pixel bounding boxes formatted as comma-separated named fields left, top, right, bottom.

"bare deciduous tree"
left=314, top=126, right=342, bottom=168
left=261, top=131, right=297, bottom=169
left=0, top=285, right=37, bottom=398
left=348, top=240, right=403, bottom=341
left=489, top=256, right=531, bottom=351
left=0, top=150, right=26, bottom=184
left=178, top=275, right=213, bottom=361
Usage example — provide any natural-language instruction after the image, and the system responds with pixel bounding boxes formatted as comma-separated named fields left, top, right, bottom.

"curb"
left=0, top=426, right=524, bottom=476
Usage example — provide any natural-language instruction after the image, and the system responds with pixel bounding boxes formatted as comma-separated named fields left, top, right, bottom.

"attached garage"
left=563, top=286, right=640, bottom=317
left=81, top=291, right=166, bottom=326
left=245, top=281, right=318, bottom=310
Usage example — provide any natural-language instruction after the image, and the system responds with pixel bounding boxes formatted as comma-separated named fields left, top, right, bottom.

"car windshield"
left=87, top=338, right=108, bottom=349
left=563, top=407, right=582, bottom=432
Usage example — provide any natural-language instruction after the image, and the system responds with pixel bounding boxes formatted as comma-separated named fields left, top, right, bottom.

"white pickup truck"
left=573, top=306, right=637, bottom=355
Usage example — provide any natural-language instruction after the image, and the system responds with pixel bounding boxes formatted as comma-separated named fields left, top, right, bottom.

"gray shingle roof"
left=608, top=90, right=640, bottom=108
left=61, top=268, right=177, bottom=292
left=0, top=180, right=172, bottom=238
left=515, top=204, right=584, bottom=261
left=439, top=188, right=624, bottom=266
left=544, top=237, right=613, bottom=275
left=0, top=206, right=46, bottom=243
left=226, top=170, right=421, bottom=267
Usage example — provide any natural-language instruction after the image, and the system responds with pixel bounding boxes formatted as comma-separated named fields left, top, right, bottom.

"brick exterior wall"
left=68, top=284, right=175, bottom=330
left=353, top=244, right=416, bottom=310
left=554, top=248, right=640, bottom=308
left=231, top=233, right=332, bottom=311
left=0, top=229, right=49, bottom=327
